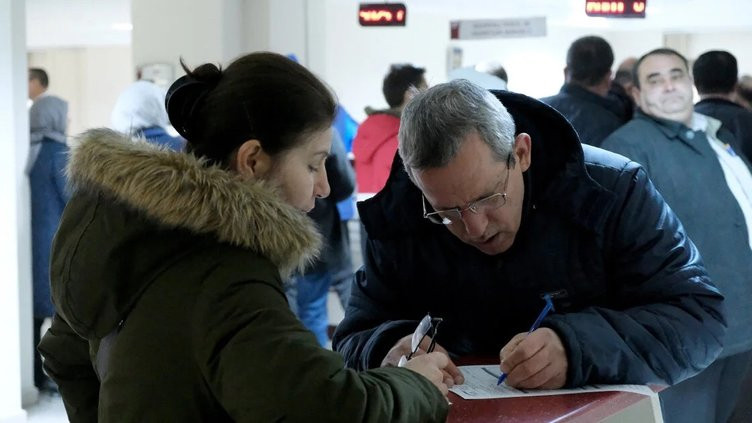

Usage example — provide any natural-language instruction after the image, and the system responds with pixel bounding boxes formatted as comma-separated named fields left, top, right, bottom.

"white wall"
left=684, top=32, right=752, bottom=75
left=28, top=46, right=133, bottom=136
left=314, top=1, right=448, bottom=121
left=454, top=28, right=665, bottom=98
left=311, top=1, right=752, bottom=122
left=132, top=0, right=247, bottom=78
left=0, top=0, right=31, bottom=421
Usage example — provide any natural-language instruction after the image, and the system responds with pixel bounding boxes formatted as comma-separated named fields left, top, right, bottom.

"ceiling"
left=26, top=0, right=752, bottom=49
left=26, top=0, right=131, bottom=49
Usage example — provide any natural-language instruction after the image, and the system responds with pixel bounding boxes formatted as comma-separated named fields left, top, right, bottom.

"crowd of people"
left=27, top=35, right=752, bottom=422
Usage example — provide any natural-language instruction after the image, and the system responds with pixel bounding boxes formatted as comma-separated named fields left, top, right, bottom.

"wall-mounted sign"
left=450, top=17, right=546, bottom=40
left=585, top=0, right=646, bottom=18
left=359, top=3, right=407, bottom=27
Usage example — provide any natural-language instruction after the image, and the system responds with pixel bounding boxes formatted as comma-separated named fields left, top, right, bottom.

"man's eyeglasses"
left=422, top=154, right=513, bottom=226
left=398, top=313, right=443, bottom=367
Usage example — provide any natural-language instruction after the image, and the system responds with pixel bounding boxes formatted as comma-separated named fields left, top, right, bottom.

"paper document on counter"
left=449, top=365, right=657, bottom=400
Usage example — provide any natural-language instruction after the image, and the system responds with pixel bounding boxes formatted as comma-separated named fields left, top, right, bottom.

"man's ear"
left=232, top=139, right=273, bottom=178
left=513, top=133, right=532, bottom=172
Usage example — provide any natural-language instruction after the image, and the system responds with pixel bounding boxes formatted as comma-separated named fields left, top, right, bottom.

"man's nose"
left=461, top=209, right=488, bottom=239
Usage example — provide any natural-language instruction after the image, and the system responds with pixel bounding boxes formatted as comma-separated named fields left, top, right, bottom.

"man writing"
left=333, top=79, right=725, bottom=392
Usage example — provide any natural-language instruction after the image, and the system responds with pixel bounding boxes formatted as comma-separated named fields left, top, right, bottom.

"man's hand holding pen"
left=499, top=328, right=568, bottom=390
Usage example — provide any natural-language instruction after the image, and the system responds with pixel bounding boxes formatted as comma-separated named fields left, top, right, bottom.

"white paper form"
left=449, top=365, right=658, bottom=400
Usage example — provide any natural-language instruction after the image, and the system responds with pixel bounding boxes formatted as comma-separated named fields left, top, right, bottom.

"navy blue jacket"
left=333, top=91, right=726, bottom=388
left=603, top=110, right=752, bottom=358
left=541, top=83, right=629, bottom=147
left=30, top=138, right=69, bottom=318
left=694, top=97, right=752, bottom=162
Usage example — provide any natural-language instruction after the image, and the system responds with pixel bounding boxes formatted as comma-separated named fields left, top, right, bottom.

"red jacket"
left=352, top=112, right=400, bottom=193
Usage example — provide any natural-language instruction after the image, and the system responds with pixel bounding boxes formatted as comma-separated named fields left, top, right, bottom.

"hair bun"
left=165, top=62, right=222, bottom=139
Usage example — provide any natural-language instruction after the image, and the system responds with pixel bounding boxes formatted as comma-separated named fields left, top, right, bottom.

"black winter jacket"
left=333, top=91, right=726, bottom=388
left=541, top=83, right=629, bottom=147
left=695, top=97, right=752, bottom=162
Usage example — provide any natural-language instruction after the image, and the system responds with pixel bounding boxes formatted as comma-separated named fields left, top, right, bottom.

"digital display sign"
left=359, top=3, right=407, bottom=26
left=585, top=0, right=646, bottom=18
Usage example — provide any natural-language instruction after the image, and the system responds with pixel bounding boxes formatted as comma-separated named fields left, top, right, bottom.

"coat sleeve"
left=37, top=313, right=99, bottom=423
left=542, top=164, right=726, bottom=387
left=192, top=276, right=448, bottom=423
left=332, top=241, right=424, bottom=371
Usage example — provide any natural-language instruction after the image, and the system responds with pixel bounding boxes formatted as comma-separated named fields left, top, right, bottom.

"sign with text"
left=450, top=17, right=546, bottom=40
left=359, top=3, right=406, bottom=26
left=585, top=0, right=647, bottom=18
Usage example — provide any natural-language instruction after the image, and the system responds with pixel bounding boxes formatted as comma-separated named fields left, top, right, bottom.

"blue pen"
left=497, top=293, right=556, bottom=386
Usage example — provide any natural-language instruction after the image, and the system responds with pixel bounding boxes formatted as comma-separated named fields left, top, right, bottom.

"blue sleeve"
left=543, top=164, right=726, bottom=387
left=332, top=248, right=420, bottom=370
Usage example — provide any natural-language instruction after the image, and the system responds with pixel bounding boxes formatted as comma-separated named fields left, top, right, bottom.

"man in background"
left=609, top=57, right=637, bottom=119
left=28, top=67, right=48, bottom=102
left=693, top=50, right=752, bottom=162
left=28, top=67, right=70, bottom=393
left=352, top=64, right=426, bottom=197
left=541, top=36, right=629, bottom=146
left=603, top=48, right=752, bottom=423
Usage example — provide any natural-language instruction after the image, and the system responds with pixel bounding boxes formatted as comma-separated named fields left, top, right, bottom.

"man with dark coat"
left=541, top=36, right=629, bottom=147
left=334, top=80, right=725, bottom=395
left=603, top=48, right=752, bottom=423
left=693, top=50, right=752, bottom=162
left=28, top=67, right=69, bottom=393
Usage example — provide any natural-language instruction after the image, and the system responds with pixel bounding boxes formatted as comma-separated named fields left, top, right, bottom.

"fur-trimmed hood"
left=66, top=128, right=321, bottom=275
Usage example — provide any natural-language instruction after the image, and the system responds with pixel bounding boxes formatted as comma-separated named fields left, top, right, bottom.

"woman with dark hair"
left=39, top=52, right=450, bottom=422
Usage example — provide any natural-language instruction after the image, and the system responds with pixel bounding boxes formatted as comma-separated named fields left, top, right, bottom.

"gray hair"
left=398, top=79, right=516, bottom=181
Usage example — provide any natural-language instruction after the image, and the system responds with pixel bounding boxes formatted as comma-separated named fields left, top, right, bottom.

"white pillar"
left=131, top=0, right=315, bottom=79
left=131, top=0, right=247, bottom=79
left=0, top=0, right=32, bottom=421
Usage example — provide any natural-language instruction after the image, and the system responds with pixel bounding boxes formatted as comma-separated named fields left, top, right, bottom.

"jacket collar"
left=696, top=97, right=744, bottom=109
left=68, top=128, right=321, bottom=275
left=633, top=109, right=710, bottom=157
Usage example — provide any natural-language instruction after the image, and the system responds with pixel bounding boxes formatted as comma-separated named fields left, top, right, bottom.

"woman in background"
left=110, top=79, right=185, bottom=151
left=39, top=52, right=450, bottom=422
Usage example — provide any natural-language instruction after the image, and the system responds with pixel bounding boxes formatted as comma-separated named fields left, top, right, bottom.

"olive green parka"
left=38, top=129, right=448, bottom=422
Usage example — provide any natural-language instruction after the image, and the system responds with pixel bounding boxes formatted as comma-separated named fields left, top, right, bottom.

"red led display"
left=359, top=3, right=407, bottom=26
left=585, top=0, right=646, bottom=18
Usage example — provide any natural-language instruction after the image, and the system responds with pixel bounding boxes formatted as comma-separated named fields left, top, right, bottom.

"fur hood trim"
left=67, top=128, right=321, bottom=275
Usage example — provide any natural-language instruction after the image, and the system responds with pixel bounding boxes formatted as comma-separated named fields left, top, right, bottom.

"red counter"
left=448, top=388, right=660, bottom=422
left=447, top=359, right=662, bottom=422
